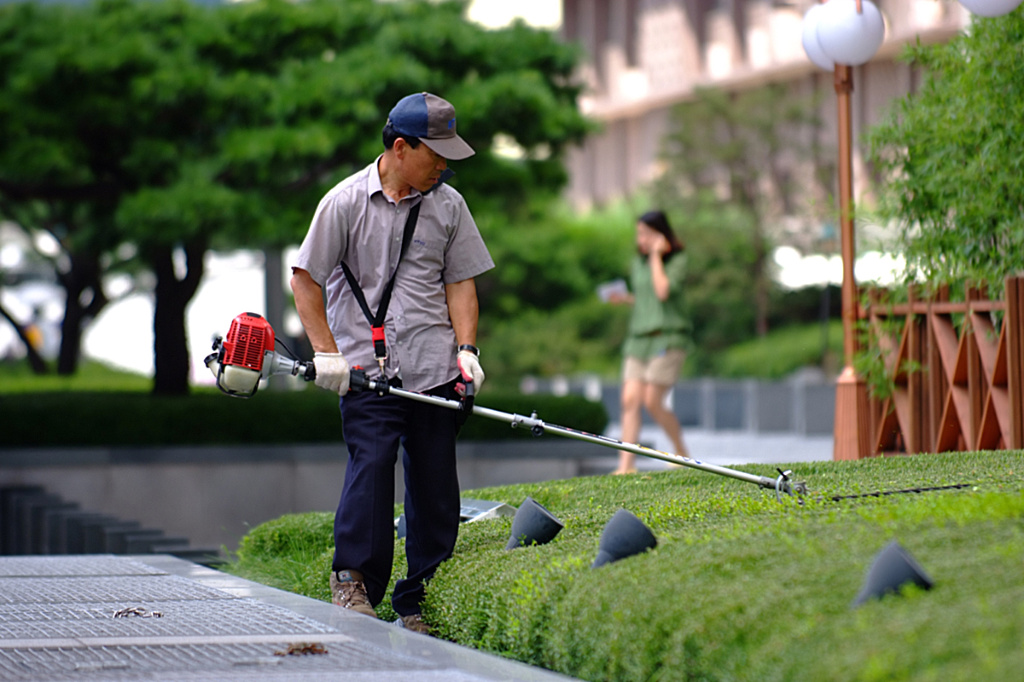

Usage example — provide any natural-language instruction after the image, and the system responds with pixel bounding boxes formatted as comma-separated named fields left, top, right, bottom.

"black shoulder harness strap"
left=340, top=200, right=421, bottom=375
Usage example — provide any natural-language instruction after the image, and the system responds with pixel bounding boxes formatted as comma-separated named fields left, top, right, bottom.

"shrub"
left=0, top=385, right=607, bottom=447
left=233, top=512, right=334, bottom=601
left=226, top=451, right=1024, bottom=681
left=713, top=320, right=842, bottom=379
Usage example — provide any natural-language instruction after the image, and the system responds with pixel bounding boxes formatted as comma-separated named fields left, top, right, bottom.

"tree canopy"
left=868, top=10, right=1024, bottom=290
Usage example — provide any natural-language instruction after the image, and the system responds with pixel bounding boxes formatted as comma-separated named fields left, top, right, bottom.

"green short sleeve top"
left=623, top=252, right=691, bottom=360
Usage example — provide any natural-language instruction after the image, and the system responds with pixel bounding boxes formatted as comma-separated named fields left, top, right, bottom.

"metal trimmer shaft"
left=349, top=371, right=807, bottom=500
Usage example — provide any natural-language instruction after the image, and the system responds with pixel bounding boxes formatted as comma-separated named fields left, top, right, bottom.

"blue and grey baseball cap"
left=387, top=92, right=475, bottom=160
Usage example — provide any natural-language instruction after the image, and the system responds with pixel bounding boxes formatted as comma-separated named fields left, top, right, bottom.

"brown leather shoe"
left=395, top=613, right=430, bottom=635
left=330, top=570, right=377, bottom=618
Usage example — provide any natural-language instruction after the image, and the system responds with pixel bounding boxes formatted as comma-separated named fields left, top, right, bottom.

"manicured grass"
left=224, top=451, right=1024, bottom=681
left=0, top=360, right=152, bottom=392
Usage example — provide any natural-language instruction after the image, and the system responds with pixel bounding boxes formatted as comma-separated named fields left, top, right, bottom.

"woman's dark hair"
left=382, top=122, right=421, bottom=151
left=638, top=210, right=685, bottom=259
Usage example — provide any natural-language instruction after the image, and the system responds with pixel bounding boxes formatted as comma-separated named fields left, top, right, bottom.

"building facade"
left=561, top=0, right=969, bottom=211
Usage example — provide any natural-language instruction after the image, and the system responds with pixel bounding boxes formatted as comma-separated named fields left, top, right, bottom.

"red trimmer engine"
left=222, top=312, right=275, bottom=373
left=204, top=312, right=315, bottom=398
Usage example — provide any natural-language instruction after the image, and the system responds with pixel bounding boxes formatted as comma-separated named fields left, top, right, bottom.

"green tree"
left=867, top=11, right=1024, bottom=289
left=476, top=203, right=638, bottom=387
left=652, top=84, right=828, bottom=339
left=0, top=0, right=119, bottom=375
left=0, top=0, right=589, bottom=394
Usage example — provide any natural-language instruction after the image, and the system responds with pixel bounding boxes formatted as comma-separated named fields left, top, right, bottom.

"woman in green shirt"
left=609, top=210, right=691, bottom=474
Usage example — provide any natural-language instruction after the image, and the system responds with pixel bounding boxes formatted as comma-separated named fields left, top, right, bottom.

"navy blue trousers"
left=333, top=378, right=462, bottom=616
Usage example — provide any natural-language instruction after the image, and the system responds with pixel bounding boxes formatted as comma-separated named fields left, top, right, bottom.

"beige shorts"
left=622, top=349, right=686, bottom=386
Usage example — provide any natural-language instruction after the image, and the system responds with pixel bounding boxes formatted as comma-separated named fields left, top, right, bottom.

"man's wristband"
left=458, top=344, right=480, bottom=357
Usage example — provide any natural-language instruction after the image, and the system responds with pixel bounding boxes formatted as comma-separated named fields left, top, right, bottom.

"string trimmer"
left=204, top=312, right=314, bottom=398
left=205, top=312, right=808, bottom=500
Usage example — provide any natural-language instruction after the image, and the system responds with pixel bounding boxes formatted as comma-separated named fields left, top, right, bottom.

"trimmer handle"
left=348, top=366, right=474, bottom=417
left=349, top=367, right=370, bottom=391
left=301, top=361, right=316, bottom=382
left=460, top=376, right=475, bottom=415
left=346, top=367, right=398, bottom=397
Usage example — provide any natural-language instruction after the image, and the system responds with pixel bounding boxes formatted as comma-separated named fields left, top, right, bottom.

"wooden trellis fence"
left=861, top=276, right=1024, bottom=455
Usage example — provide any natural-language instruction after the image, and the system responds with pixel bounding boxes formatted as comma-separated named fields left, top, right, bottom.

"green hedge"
left=225, top=451, right=1024, bottom=681
left=712, top=320, right=842, bottom=379
left=0, top=386, right=606, bottom=447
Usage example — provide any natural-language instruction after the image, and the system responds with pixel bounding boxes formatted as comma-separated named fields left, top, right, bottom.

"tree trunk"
left=151, top=239, right=206, bottom=396
left=752, top=223, right=770, bottom=338
left=0, top=301, right=49, bottom=373
left=56, top=248, right=108, bottom=375
left=263, top=247, right=289, bottom=392
left=731, top=166, right=770, bottom=339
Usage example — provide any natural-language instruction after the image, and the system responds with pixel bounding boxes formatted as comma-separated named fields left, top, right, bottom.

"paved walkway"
left=583, top=424, right=833, bottom=474
left=0, top=554, right=577, bottom=681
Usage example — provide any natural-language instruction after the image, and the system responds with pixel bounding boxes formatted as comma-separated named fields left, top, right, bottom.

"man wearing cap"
left=290, top=92, right=493, bottom=634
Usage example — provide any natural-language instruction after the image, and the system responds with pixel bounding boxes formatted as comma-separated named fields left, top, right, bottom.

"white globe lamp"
left=802, top=4, right=835, bottom=71
left=958, top=0, right=1023, bottom=17
left=816, top=0, right=886, bottom=67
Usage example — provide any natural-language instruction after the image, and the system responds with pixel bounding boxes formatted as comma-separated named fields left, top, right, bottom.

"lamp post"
left=802, top=0, right=884, bottom=460
left=830, top=61, right=869, bottom=460
left=803, top=1, right=1020, bottom=460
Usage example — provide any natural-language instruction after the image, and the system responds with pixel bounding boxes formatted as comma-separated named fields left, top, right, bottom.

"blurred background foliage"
left=867, top=9, right=1024, bottom=292
left=474, top=198, right=842, bottom=390
left=0, top=0, right=844, bottom=399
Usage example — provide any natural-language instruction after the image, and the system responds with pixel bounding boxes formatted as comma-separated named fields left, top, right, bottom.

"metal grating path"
left=0, top=599, right=338, bottom=639
left=0, top=640, right=435, bottom=680
left=0, top=554, right=577, bottom=682
left=0, top=575, right=233, bottom=605
left=0, top=556, right=166, bottom=578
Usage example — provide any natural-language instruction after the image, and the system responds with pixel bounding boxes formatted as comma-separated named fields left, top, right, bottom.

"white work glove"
left=314, top=352, right=350, bottom=395
left=457, top=350, right=485, bottom=394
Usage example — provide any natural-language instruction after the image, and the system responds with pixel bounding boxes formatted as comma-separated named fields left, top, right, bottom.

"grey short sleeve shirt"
left=292, top=157, right=494, bottom=392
